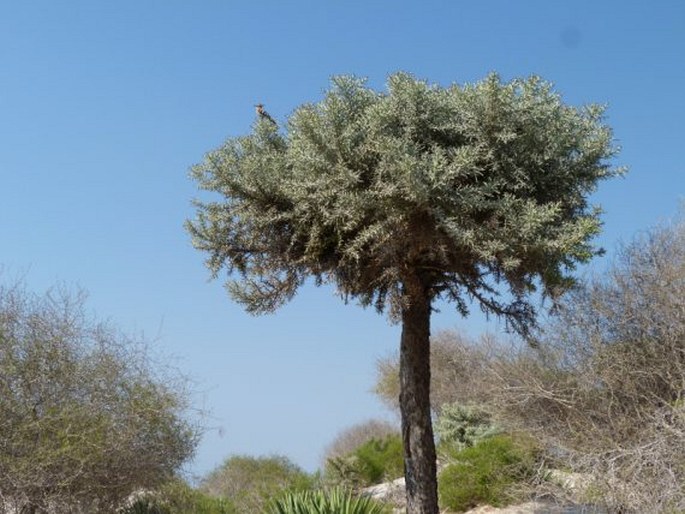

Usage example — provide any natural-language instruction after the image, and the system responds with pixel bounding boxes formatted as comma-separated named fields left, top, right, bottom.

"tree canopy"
left=188, top=73, right=621, bottom=333
left=187, top=72, right=622, bottom=513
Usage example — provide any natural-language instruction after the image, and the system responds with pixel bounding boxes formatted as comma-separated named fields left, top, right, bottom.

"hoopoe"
left=254, top=103, right=276, bottom=125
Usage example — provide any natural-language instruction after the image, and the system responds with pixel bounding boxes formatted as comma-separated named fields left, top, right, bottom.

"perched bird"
left=255, top=103, right=276, bottom=125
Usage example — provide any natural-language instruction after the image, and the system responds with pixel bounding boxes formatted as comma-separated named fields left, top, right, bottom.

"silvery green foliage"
left=187, top=73, right=622, bottom=332
left=435, top=403, right=500, bottom=450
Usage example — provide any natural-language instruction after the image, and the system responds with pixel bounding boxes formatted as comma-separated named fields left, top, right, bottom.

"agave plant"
left=268, top=487, right=388, bottom=514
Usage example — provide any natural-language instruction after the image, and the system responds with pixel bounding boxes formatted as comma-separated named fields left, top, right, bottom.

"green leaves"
left=268, top=488, right=388, bottom=514
left=188, top=72, right=622, bottom=331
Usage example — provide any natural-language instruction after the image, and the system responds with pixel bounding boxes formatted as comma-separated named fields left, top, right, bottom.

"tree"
left=186, top=73, right=621, bottom=513
left=0, top=282, right=198, bottom=513
left=200, top=455, right=312, bottom=513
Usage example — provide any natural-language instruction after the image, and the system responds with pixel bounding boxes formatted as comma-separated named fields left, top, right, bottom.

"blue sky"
left=1, top=1, right=683, bottom=478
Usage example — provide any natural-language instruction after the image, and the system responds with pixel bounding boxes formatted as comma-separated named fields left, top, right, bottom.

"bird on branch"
left=255, top=103, right=277, bottom=125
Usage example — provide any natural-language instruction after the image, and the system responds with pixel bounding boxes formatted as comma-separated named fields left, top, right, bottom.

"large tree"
left=187, top=73, right=621, bottom=513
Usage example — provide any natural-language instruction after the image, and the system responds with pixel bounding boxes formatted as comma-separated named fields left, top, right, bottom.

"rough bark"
left=400, top=276, right=439, bottom=514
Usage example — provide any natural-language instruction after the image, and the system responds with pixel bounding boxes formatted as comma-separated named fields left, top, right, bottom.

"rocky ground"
left=463, top=502, right=604, bottom=513
left=361, top=474, right=605, bottom=514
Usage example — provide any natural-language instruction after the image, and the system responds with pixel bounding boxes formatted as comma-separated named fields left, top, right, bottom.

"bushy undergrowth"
left=438, top=434, right=539, bottom=512
left=489, top=216, right=685, bottom=511
left=325, top=435, right=403, bottom=488
left=268, top=487, right=388, bottom=514
left=322, top=420, right=399, bottom=463
left=354, top=435, right=404, bottom=484
left=121, top=480, right=236, bottom=514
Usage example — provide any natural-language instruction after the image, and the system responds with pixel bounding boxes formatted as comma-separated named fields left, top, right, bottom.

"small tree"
left=187, top=73, right=621, bottom=513
left=200, top=455, right=312, bottom=513
left=0, top=282, right=198, bottom=513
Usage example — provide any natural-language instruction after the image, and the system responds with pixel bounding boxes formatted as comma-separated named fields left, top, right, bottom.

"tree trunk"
left=400, top=278, right=439, bottom=514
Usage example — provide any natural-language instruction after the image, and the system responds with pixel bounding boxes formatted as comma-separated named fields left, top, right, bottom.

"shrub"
left=435, top=403, right=500, bottom=451
left=324, top=455, right=367, bottom=490
left=438, top=434, right=538, bottom=512
left=268, top=487, right=388, bottom=514
left=325, top=435, right=403, bottom=488
left=490, top=214, right=685, bottom=512
left=200, top=455, right=313, bottom=513
left=121, top=481, right=236, bottom=514
left=353, top=435, right=404, bottom=484
left=0, top=282, right=198, bottom=514
left=322, top=419, right=399, bottom=463
left=323, top=420, right=402, bottom=489
left=374, top=331, right=497, bottom=415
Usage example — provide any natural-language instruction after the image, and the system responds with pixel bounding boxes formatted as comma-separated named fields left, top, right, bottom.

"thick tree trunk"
left=400, top=278, right=439, bottom=514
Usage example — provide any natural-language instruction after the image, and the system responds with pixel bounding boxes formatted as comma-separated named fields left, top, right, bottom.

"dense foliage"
left=188, top=72, right=620, bottom=328
left=188, top=72, right=621, bottom=513
left=325, top=435, right=404, bottom=488
left=0, top=283, right=198, bottom=513
left=438, top=435, right=538, bottom=512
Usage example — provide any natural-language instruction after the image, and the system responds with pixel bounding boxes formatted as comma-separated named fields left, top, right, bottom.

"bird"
left=254, top=103, right=276, bottom=125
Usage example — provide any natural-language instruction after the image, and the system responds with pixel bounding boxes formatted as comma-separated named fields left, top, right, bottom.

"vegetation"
left=121, top=480, right=236, bottom=514
left=199, top=455, right=314, bottom=513
left=0, top=282, right=198, bottom=514
left=187, top=71, right=621, bottom=513
left=353, top=436, right=404, bottom=485
left=323, top=420, right=402, bottom=489
left=268, top=487, right=388, bottom=514
left=490, top=214, right=685, bottom=511
left=325, top=435, right=404, bottom=488
left=438, top=434, right=539, bottom=512
left=374, top=331, right=495, bottom=415
left=435, top=404, right=500, bottom=451
left=322, top=419, right=399, bottom=464
left=371, top=214, right=685, bottom=511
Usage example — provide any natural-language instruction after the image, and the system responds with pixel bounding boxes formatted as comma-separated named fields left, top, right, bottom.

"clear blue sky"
left=1, top=1, right=683, bottom=479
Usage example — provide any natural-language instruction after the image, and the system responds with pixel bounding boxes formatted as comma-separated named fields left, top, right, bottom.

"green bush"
left=438, top=434, right=538, bottom=512
left=354, top=435, right=404, bottom=484
left=200, top=455, right=314, bottom=513
left=325, top=435, right=403, bottom=488
left=268, top=487, right=388, bottom=514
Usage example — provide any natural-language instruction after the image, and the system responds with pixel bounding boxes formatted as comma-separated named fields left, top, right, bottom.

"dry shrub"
left=490, top=215, right=685, bottom=512
left=0, top=282, right=198, bottom=513
left=374, top=331, right=497, bottom=415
